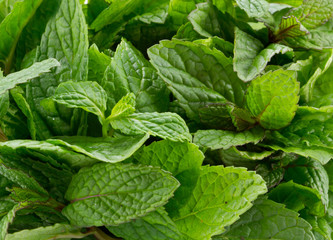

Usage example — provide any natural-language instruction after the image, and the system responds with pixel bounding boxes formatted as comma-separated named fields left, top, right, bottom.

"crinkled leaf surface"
left=0, top=204, right=19, bottom=240
left=148, top=40, right=246, bottom=121
left=63, top=163, right=179, bottom=227
left=108, top=208, right=185, bottom=240
left=88, top=44, right=111, bottom=85
left=110, top=93, right=136, bottom=120
left=274, top=15, right=309, bottom=40
left=102, top=38, right=169, bottom=112
left=47, top=134, right=149, bottom=164
left=234, top=28, right=293, bottom=82
left=51, top=81, right=107, bottom=119
left=168, top=0, right=205, bottom=27
left=193, top=126, right=265, bottom=150
left=111, top=112, right=191, bottom=142
left=245, top=69, right=299, bottom=129
left=287, top=0, right=333, bottom=29
left=217, top=199, right=315, bottom=240
left=235, top=0, right=274, bottom=26
left=171, top=165, right=267, bottom=240
left=0, top=59, right=59, bottom=95
left=26, top=0, right=88, bottom=139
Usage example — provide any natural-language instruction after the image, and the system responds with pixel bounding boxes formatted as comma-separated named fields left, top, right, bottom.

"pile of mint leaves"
left=0, top=0, right=332, bottom=239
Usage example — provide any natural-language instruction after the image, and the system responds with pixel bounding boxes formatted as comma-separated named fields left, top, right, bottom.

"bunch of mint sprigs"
left=0, top=0, right=332, bottom=239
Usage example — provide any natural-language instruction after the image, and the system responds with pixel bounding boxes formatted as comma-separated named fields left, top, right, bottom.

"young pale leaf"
left=51, top=81, right=107, bottom=119
left=0, top=204, right=19, bottom=240
left=217, top=199, right=315, bottom=240
left=0, top=59, right=60, bottom=95
left=193, top=126, right=265, bottom=150
left=284, top=157, right=329, bottom=211
left=111, top=112, right=192, bottom=142
left=5, top=224, right=84, bottom=240
left=26, top=0, right=88, bottom=139
left=108, top=208, right=185, bottom=240
left=0, top=162, right=47, bottom=196
left=47, top=134, right=149, bottom=163
left=245, top=69, right=299, bottom=129
left=287, top=0, right=333, bottom=29
left=148, top=40, right=246, bottom=121
left=264, top=106, right=333, bottom=164
left=62, top=163, right=180, bottom=227
left=168, top=0, right=205, bottom=27
left=102, top=38, right=169, bottom=112
left=110, top=93, right=136, bottom=120
left=234, top=28, right=293, bottom=82
left=0, top=0, right=43, bottom=73
left=171, top=165, right=267, bottom=240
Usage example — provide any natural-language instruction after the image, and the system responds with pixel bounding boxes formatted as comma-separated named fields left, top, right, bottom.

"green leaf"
left=188, top=2, right=234, bottom=40
left=234, top=0, right=274, bottom=26
left=193, top=126, right=265, bottom=150
left=168, top=0, right=205, bottom=27
left=245, top=69, right=299, bottom=129
left=171, top=165, right=267, bottom=240
left=194, top=37, right=234, bottom=58
left=0, top=59, right=60, bottom=95
left=62, top=163, right=180, bottom=227
left=148, top=39, right=246, bottom=121
left=0, top=162, right=47, bottom=196
left=287, top=0, right=333, bottom=29
left=284, top=29, right=333, bottom=50
left=47, top=134, right=149, bottom=163
left=255, top=163, right=284, bottom=189
left=111, top=112, right=191, bottom=142
left=0, top=0, right=20, bottom=22
left=135, top=140, right=204, bottom=213
left=0, top=0, right=43, bottom=74
left=217, top=199, right=315, bottom=240
left=102, top=38, right=169, bottom=113
left=26, top=0, right=88, bottom=139
left=273, top=15, right=309, bottom=41
left=0, top=92, right=9, bottom=120
left=6, top=224, right=85, bottom=240
left=265, top=0, right=303, bottom=7
left=88, top=44, right=111, bottom=85
left=110, top=93, right=136, bottom=120
left=284, top=157, right=329, bottom=211
left=234, top=28, right=293, bottom=82
left=51, top=81, right=107, bottom=119
left=0, top=204, right=19, bottom=240
left=264, top=106, right=333, bottom=164
left=0, top=139, right=97, bottom=169
left=303, top=215, right=332, bottom=240
left=173, top=22, right=203, bottom=41
left=108, top=208, right=185, bottom=240
left=269, top=181, right=325, bottom=216
left=132, top=0, right=169, bottom=24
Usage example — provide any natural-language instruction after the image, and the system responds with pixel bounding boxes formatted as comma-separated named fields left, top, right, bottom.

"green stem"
left=102, top=121, right=109, bottom=138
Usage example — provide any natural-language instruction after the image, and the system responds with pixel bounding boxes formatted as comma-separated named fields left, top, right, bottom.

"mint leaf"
left=235, top=0, right=274, bottom=26
left=51, top=81, right=107, bottom=120
left=269, top=181, right=325, bottom=216
left=0, top=139, right=97, bottom=169
left=0, top=0, right=43, bottom=74
left=102, top=38, right=169, bottom=113
left=287, top=0, right=333, bottom=29
left=273, top=15, right=309, bottom=41
left=111, top=112, right=191, bottom=142
left=0, top=59, right=60, bottom=95
left=234, top=28, right=293, bottom=82
left=6, top=224, right=84, bottom=240
left=148, top=40, right=246, bottom=121
left=0, top=204, right=19, bottom=240
left=245, top=69, right=299, bottom=129
left=0, top=92, right=9, bottom=120
left=26, top=0, right=88, bottom=139
left=88, top=44, right=111, bottom=85
left=168, top=0, right=205, bottom=27
left=171, top=165, right=267, bottom=239
left=62, top=163, right=179, bottom=227
left=284, top=29, right=333, bottom=49
left=265, top=106, right=333, bottom=164
left=110, top=93, right=136, bottom=120
left=193, top=126, right=265, bottom=150
left=217, top=199, right=315, bottom=240
left=108, top=208, right=185, bottom=240
left=47, top=134, right=149, bottom=163
left=132, top=0, right=169, bottom=24
left=0, top=162, right=47, bottom=196
left=284, top=157, right=329, bottom=212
